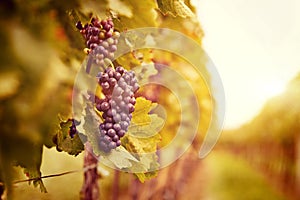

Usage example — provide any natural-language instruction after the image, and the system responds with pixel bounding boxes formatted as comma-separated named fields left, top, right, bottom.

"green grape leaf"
left=157, top=0, right=195, bottom=18
left=74, top=95, right=162, bottom=178
left=123, top=132, right=161, bottom=155
left=76, top=100, right=102, bottom=155
left=122, top=97, right=162, bottom=182
left=128, top=114, right=164, bottom=138
left=122, top=133, right=161, bottom=182
left=23, top=167, right=47, bottom=193
left=76, top=98, right=143, bottom=170
left=79, top=102, right=140, bottom=169
left=13, top=143, right=46, bottom=193
left=54, top=119, right=84, bottom=156
left=101, top=146, right=139, bottom=169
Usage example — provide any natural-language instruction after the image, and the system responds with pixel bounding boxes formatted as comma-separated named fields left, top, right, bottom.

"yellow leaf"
left=132, top=97, right=156, bottom=124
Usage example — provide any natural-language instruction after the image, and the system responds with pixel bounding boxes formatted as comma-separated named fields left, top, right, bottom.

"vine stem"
left=0, top=164, right=99, bottom=186
left=80, top=142, right=100, bottom=200
left=130, top=175, right=140, bottom=200
left=103, top=58, right=115, bottom=69
left=112, top=170, right=120, bottom=200
left=86, top=56, right=93, bottom=74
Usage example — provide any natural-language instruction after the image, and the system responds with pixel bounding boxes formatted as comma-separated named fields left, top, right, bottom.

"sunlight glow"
left=260, top=80, right=286, bottom=100
left=195, top=0, right=300, bottom=128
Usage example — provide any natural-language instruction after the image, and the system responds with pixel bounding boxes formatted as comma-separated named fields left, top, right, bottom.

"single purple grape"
left=112, top=135, right=119, bottom=142
left=107, top=129, right=116, bottom=137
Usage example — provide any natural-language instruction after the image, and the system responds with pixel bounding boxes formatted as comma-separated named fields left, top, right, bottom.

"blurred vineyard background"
left=0, top=0, right=299, bottom=200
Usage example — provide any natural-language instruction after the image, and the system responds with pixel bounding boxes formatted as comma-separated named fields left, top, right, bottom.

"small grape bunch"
left=76, top=17, right=120, bottom=66
left=96, top=66, right=139, bottom=152
left=69, top=119, right=80, bottom=138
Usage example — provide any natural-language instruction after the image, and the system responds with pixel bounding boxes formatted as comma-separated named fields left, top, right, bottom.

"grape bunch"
left=96, top=66, right=139, bottom=152
left=76, top=17, right=120, bottom=66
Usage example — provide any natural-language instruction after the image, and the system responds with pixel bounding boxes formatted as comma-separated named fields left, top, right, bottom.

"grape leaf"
left=122, top=133, right=161, bottom=182
left=122, top=97, right=162, bottom=182
left=101, top=146, right=139, bottom=169
left=156, top=0, right=195, bottom=18
left=53, top=119, right=84, bottom=156
left=13, top=143, right=46, bottom=193
left=115, top=50, right=158, bottom=87
left=80, top=0, right=109, bottom=19
left=128, top=114, right=164, bottom=138
left=76, top=100, right=102, bottom=155
left=115, top=47, right=155, bottom=68
left=123, top=132, right=161, bottom=154
left=23, top=167, right=47, bottom=193
left=134, top=158, right=160, bottom=183
left=131, top=97, right=157, bottom=124
left=75, top=93, right=140, bottom=169
left=110, top=0, right=158, bottom=30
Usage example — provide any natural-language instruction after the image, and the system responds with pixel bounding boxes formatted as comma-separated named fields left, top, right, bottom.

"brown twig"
left=0, top=163, right=98, bottom=187
left=80, top=143, right=100, bottom=200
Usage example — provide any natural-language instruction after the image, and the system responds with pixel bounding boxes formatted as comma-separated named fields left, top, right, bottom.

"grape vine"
left=0, top=1, right=212, bottom=199
left=76, top=17, right=140, bottom=153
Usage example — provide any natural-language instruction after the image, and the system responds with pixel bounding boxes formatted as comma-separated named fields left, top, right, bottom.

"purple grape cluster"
left=96, top=66, right=139, bottom=152
left=76, top=18, right=120, bottom=66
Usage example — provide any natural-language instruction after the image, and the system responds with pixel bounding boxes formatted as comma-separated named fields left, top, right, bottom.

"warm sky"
left=194, top=0, right=300, bottom=128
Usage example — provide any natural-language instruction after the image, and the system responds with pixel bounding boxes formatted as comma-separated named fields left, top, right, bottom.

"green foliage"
left=77, top=101, right=102, bottom=155
left=53, top=119, right=85, bottom=156
left=23, top=167, right=47, bottom=193
left=0, top=138, right=45, bottom=194
left=0, top=0, right=211, bottom=198
left=128, top=114, right=164, bottom=138
left=0, top=0, right=84, bottom=196
left=122, top=97, right=162, bottom=182
left=116, top=51, right=158, bottom=85
left=101, top=146, right=139, bottom=169
left=77, top=97, right=162, bottom=181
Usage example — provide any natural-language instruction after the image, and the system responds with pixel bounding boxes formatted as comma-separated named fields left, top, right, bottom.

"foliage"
left=52, top=119, right=85, bottom=156
left=0, top=0, right=212, bottom=199
left=110, top=0, right=158, bottom=31
left=123, top=97, right=162, bottom=182
left=157, top=0, right=195, bottom=18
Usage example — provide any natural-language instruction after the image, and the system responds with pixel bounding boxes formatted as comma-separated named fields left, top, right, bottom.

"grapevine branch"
left=80, top=143, right=99, bottom=200
left=0, top=163, right=99, bottom=186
